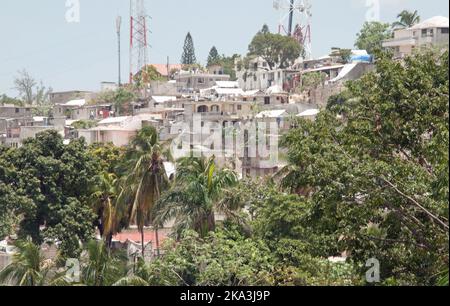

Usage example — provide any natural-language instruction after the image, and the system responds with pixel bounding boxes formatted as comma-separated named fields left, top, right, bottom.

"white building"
left=383, top=16, right=449, bottom=58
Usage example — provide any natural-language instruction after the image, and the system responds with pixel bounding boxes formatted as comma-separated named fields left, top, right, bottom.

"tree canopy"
left=181, top=32, right=197, bottom=65
left=355, top=22, right=392, bottom=54
left=206, top=46, right=221, bottom=67
left=0, top=131, right=98, bottom=258
left=281, top=50, right=449, bottom=285
left=248, top=26, right=303, bottom=70
left=393, top=10, right=421, bottom=29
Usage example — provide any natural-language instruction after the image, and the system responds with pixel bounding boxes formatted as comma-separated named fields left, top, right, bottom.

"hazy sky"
left=0, top=0, right=448, bottom=96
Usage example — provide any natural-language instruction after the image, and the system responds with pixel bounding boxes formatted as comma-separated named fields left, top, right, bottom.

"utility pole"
left=116, top=16, right=122, bottom=87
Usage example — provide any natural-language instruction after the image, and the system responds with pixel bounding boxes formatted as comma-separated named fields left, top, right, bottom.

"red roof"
left=149, top=64, right=182, bottom=77
left=112, top=229, right=169, bottom=244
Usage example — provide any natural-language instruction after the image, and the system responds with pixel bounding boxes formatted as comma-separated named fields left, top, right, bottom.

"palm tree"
left=81, top=240, right=126, bottom=286
left=154, top=156, right=238, bottom=238
left=91, top=172, right=127, bottom=248
left=0, top=239, right=67, bottom=286
left=117, top=126, right=169, bottom=257
left=392, top=10, right=421, bottom=29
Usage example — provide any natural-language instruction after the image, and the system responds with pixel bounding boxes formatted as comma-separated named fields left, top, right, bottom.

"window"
left=264, top=97, right=270, bottom=105
left=15, top=108, right=19, bottom=113
left=237, top=105, right=242, bottom=111
left=422, top=29, right=427, bottom=37
left=243, top=97, right=247, bottom=102
left=198, top=105, right=208, bottom=113
left=441, top=28, right=449, bottom=34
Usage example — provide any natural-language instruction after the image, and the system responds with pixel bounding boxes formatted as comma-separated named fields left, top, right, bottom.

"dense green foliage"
left=248, top=25, right=303, bottom=70
left=0, top=131, right=97, bottom=257
left=355, top=22, right=392, bottom=54
left=155, top=156, right=238, bottom=238
left=281, top=50, right=449, bottom=285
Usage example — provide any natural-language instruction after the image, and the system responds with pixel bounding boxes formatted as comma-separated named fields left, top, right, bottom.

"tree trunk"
left=155, top=227, right=160, bottom=257
left=106, top=233, right=113, bottom=250
left=141, top=229, right=145, bottom=258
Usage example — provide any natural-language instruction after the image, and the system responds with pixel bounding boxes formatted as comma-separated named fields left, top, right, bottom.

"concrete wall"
left=50, top=91, right=93, bottom=104
left=0, top=106, right=33, bottom=118
left=149, top=81, right=183, bottom=96
left=176, top=74, right=230, bottom=91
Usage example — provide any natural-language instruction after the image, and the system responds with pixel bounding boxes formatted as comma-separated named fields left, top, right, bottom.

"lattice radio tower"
left=274, top=0, right=312, bottom=59
left=129, top=0, right=149, bottom=84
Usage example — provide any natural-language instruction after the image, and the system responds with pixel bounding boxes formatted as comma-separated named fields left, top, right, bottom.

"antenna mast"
left=274, top=0, right=312, bottom=59
left=129, top=0, right=149, bottom=84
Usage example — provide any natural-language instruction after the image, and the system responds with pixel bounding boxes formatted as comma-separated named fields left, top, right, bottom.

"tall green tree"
left=248, top=28, right=303, bottom=70
left=80, top=240, right=126, bottom=286
left=355, top=22, right=392, bottom=54
left=280, top=50, right=449, bottom=285
left=181, top=32, right=197, bottom=65
left=155, top=156, right=238, bottom=238
left=117, top=126, right=169, bottom=256
left=207, top=46, right=221, bottom=67
left=90, top=172, right=126, bottom=248
left=0, top=239, right=67, bottom=286
left=393, top=10, right=421, bottom=29
left=1, top=131, right=97, bottom=258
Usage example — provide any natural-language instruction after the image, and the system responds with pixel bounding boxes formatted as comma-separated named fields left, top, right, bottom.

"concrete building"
left=175, top=71, right=231, bottom=92
left=383, top=16, right=449, bottom=58
left=0, top=104, right=34, bottom=119
left=49, top=90, right=94, bottom=105
left=78, top=113, right=163, bottom=147
left=53, top=99, right=113, bottom=121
